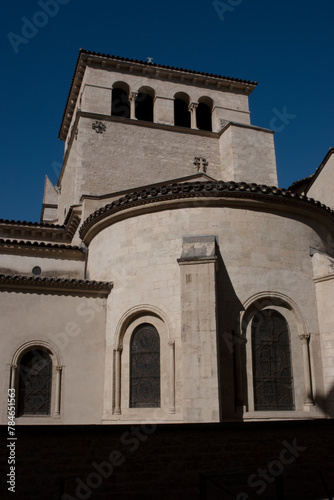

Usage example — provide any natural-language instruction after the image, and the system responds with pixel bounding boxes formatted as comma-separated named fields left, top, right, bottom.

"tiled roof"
left=0, top=239, right=85, bottom=259
left=289, top=174, right=314, bottom=191
left=0, top=274, right=113, bottom=296
left=0, top=206, right=81, bottom=243
left=0, top=239, right=82, bottom=250
left=80, top=180, right=334, bottom=240
left=0, top=219, right=62, bottom=228
left=78, top=49, right=258, bottom=85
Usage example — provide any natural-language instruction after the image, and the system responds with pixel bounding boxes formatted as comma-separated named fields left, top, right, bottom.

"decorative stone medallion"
left=92, top=121, right=106, bottom=134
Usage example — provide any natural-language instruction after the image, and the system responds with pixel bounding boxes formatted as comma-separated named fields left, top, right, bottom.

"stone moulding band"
left=79, top=181, right=334, bottom=242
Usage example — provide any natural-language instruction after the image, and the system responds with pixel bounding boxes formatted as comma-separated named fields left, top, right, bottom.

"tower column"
left=188, top=102, right=198, bottom=129
left=129, top=92, right=138, bottom=120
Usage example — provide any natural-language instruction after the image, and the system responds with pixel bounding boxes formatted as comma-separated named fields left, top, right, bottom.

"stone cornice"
left=0, top=274, right=113, bottom=297
left=79, top=181, right=334, bottom=244
left=0, top=206, right=81, bottom=243
left=59, top=49, right=257, bottom=141
left=0, top=239, right=85, bottom=260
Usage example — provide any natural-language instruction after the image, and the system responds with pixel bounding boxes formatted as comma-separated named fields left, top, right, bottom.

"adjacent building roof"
left=289, top=148, right=334, bottom=192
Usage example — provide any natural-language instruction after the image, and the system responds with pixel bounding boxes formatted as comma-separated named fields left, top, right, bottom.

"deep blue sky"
left=1, top=0, right=333, bottom=222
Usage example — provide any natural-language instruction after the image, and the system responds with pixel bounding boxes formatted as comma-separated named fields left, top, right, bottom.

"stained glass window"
left=252, top=310, right=294, bottom=411
left=18, top=349, right=52, bottom=416
left=130, top=323, right=160, bottom=408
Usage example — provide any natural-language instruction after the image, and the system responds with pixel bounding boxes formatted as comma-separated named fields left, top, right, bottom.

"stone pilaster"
left=178, top=236, right=219, bottom=422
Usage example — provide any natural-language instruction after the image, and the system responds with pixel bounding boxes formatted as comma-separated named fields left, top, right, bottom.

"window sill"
left=243, top=408, right=324, bottom=421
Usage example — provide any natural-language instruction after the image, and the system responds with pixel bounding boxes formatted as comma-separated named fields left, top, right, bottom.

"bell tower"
left=44, top=49, right=277, bottom=224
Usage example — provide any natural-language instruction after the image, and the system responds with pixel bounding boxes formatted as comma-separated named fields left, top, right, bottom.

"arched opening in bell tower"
left=174, top=92, right=191, bottom=128
left=135, top=86, right=155, bottom=122
left=111, top=82, right=130, bottom=118
left=196, top=97, right=213, bottom=131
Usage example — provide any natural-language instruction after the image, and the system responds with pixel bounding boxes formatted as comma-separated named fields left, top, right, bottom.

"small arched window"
left=135, top=87, right=154, bottom=122
left=174, top=92, right=190, bottom=128
left=130, top=323, right=160, bottom=408
left=196, top=97, right=213, bottom=131
left=112, top=82, right=130, bottom=118
left=252, top=310, right=294, bottom=411
left=17, top=349, right=52, bottom=416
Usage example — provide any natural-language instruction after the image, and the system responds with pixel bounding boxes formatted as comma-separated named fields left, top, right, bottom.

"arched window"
left=252, top=310, right=294, bottom=411
left=135, top=87, right=154, bottom=122
left=17, top=349, right=52, bottom=416
left=174, top=92, right=190, bottom=128
left=196, top=97, right=213, bottom=131
left=111, top=82, right=130, bottom=118
left=130, top=323, right=160, bottom=408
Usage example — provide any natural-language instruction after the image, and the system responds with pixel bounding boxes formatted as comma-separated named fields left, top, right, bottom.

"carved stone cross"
left=193, top=156, right=209, bottom=173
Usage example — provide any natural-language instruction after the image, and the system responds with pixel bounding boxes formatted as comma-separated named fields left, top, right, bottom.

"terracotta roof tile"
left=80, top=181, right=334, bottom=240
left=0, top=274, right=112, bottom=296
left=0, top=239, right=82, bottom=251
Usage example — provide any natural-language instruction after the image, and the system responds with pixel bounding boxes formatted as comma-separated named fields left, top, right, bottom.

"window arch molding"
left=112, top=80, right=130, bottom=93
left=112, top=304, right=175, bottom=418
left=9, top=340, right=62, bottom=418
left=238, top=292, right=314, bottom=416
left=240, top=292, right=308, bottom=334
left=114, top=304, right=174, bottom=347
left=198, top=95, right=214, bottom=108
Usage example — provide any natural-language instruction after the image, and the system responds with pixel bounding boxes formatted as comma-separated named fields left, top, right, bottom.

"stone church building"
left=1, top=50, right=334, bottom=499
